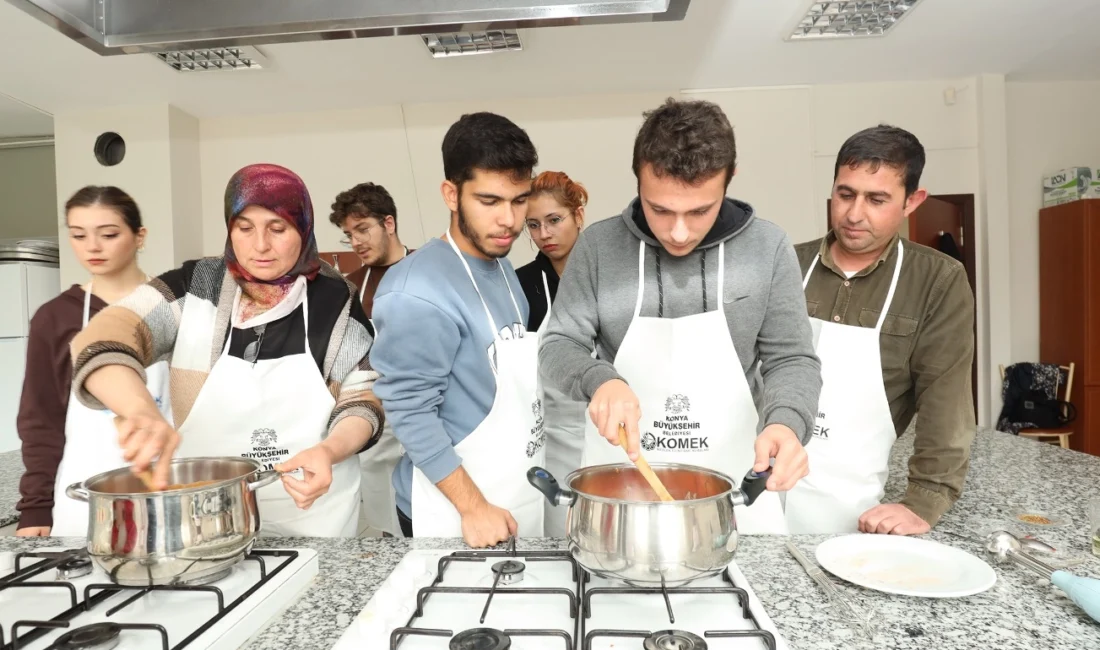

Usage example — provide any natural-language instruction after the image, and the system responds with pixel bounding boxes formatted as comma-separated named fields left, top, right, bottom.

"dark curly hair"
left=329, top=182, right=398, bottom=232
left=632, top=97, right=736, bottom=187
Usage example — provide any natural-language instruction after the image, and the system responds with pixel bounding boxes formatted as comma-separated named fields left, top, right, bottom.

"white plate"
left=815, top=534, right=997, bottom=598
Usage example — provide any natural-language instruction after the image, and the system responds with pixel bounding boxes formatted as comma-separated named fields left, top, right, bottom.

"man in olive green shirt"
left=791, top=124, right=975, bottom=536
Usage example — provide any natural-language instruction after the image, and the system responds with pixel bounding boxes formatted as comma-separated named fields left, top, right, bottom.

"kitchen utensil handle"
left=618, top=424, right=675, bottom=502
left=65, top=482, right=90, bottom=502
left=1051, top=571, right=1100, bottom=623
left=527, top=467, right=577, bottom=507
left=247, top=469, right=284, bottom=492
left=734, top=467, right=771, bottom=507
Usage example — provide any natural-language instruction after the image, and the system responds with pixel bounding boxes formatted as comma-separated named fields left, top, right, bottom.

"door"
left=825, top=195, right=979, bottom=415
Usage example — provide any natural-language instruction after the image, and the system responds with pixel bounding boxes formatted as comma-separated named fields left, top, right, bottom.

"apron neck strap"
left=360, top=268, right=370, bottom=303
left=633, top=240, right=725, bottom=318
left=83, top=279, right=93, bottom=327
left=444, top=229, right=523, bottom=339
left=541, top=270, right=552, bottom=319
left=874, top=240, right=904, bottom=332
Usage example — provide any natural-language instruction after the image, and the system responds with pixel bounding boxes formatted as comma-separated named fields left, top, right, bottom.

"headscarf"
left=223, top=163, right=321, bottom=320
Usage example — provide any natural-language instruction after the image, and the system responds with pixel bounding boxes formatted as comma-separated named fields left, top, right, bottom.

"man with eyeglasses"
left=329, top=182, right=413, bottom=320
left=329, top=181, right=413, bottom=538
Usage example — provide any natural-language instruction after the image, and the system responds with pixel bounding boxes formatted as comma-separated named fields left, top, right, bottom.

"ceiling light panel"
left=788, top=1, right=921, bottom=40
left=154, top=46, right=267, bottom=72
left=422, top=30, right=522, bottom=58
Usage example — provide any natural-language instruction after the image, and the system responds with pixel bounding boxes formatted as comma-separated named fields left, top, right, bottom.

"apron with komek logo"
left=409, top=231, right=545, bottom=537
left=785, top=240, right=904, bottom=534
left=580, top=241, right=788, bottom=534
left=176, top=281, right=360, bottom=537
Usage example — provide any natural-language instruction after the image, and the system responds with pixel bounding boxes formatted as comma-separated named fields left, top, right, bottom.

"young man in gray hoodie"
left=538, top=98, right=821, bottom=532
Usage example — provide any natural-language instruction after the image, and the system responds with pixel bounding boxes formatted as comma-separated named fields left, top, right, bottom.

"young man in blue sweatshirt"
left=370, top=112, right=543, bottom=548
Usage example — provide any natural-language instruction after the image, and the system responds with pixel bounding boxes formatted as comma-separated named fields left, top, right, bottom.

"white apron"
left=52, top=280, right=173, bottom=537
left=409, top=232, right=545, bottom=538
left=357, top=256, right=407, bottom=537
left=580, top=240, right=788, bottom=534
left=785, top=240, right=904, bottom=534
left=536, top=272, right=588, bottom=537
left=176, top=286, right=360, bottom=537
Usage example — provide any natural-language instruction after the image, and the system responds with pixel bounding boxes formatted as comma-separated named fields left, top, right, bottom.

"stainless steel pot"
left=528, top=462, right=770, bottom=586
left=66, top=457, right=282, bottom=586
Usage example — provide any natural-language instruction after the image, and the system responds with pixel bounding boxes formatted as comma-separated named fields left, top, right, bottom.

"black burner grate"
left=389, top=539, right=777, bottom=650
left=0, top=550, right=298, bottom=650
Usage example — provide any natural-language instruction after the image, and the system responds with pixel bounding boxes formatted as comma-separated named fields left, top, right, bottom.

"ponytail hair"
left=531, top=171, right=588, bottom=214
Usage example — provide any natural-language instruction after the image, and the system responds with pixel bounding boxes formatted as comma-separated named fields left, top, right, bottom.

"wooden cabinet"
left=1039, top=199, right=1100, bottom=455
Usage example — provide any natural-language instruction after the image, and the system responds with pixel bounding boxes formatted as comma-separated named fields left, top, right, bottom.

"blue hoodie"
left=369, top=236, right=529, bottom=517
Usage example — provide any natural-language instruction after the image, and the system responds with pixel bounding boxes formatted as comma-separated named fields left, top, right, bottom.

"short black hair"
left=329, top=182, right=398, bottom=231
left=441, top=112, right=538, bottom=187
left=64, top=185, right=143, bottom=233
left=633, top=97, right=737, bottom=186
left=834, top=124, right=926, bottom=196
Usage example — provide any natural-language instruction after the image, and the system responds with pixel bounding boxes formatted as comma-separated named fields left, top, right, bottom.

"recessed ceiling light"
left=788, top=1, right=921, bottom=40
left=421, top=30, right=522, bottom=58
left=154, top=46, right=267, bottom=72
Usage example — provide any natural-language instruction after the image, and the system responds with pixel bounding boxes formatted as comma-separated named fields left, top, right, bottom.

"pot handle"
left=65, top=482, right=90, bottom=503
left=731, top=467, right=772, bottom=507
left=247, top=469, right=284, bottom=492
left=527, top=467, right=577, bottom=507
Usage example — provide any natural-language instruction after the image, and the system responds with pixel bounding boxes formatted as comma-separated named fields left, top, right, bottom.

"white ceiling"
left=0, top=0, right=1098, bottom=137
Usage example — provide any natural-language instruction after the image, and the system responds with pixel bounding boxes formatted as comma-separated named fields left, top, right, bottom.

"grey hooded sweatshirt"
left=538, top=197, right=822, bottom=443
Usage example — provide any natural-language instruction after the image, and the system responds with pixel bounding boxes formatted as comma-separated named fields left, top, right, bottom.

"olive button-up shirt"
left=794, top=233, right=976, bottom=526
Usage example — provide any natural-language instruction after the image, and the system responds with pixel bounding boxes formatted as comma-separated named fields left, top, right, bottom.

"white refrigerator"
left=0, top=256, right=60, bottom=453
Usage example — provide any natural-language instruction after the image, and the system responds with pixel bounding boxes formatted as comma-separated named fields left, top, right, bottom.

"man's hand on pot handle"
left=589, top=379, right=642, bottom=460
left=753, top=424, right=808, bottom=491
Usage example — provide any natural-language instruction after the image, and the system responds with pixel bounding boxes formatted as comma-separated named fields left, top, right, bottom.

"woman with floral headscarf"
left=69, top=163, right=382, bottom=538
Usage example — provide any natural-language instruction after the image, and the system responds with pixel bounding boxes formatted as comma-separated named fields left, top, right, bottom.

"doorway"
left=825, top=194, right=979, bottom=414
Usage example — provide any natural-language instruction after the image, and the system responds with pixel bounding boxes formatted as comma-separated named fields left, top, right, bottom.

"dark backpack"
left=997, top=363, right=1076, bottom=434
left=1006, top=389, right=1076, bottom=429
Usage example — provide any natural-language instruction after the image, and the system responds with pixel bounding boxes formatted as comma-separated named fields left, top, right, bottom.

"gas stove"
left=0, top=546, right=318, bottom=650
left=333, top=542, right=788, bottom=650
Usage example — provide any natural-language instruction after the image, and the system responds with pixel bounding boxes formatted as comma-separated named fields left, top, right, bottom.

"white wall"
left=1005, top=81, right=1100, bottom=363
left=54, top=106, right=176, bottom=288
left=0, top=145, right=58, bottom=239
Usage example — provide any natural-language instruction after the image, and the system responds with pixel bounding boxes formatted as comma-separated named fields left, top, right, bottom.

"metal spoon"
left=986, top=530, right=1100, bottom=623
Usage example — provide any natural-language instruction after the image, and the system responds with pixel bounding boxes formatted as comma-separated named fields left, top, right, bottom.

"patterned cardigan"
left=70, top=257, right=384, bottom=446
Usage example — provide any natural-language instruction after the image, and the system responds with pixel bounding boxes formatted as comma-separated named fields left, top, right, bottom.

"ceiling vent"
left=154, top=46, right=267, bottom=72
left=788, top=0, right=922, bottom=41
left=422, top=30, right=522, bottom=58
left=7, top=0, right=689, bottom=56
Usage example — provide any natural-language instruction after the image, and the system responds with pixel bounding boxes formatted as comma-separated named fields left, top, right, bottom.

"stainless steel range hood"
left=7, top=0, right=691, bottom=56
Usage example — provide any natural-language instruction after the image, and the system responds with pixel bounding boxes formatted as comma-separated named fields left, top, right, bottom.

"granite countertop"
left=0, top=450, right=23, bottom=528
left=3, top=428, right=1100, bottom=650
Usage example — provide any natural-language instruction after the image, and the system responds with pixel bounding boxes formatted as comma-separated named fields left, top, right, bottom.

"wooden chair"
left=998, top=362, right=1075, bottom=449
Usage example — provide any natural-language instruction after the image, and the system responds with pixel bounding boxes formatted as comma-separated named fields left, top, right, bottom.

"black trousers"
left=397, top=506, right=414, bottom=537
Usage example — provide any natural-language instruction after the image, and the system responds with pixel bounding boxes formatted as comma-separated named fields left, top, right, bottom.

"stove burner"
left=56, top=554, right=93, bottom=580
left=643, top=630, right=707, bottom=650
left=50, top=622, right=122, bottom=650
left=490, top=560, right=525, bottom=585
left=450, top=628, right=511, bottom=650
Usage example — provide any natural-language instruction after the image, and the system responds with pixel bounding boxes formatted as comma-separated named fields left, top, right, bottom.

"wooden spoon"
left=618, top=424, right=675, bottom=502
